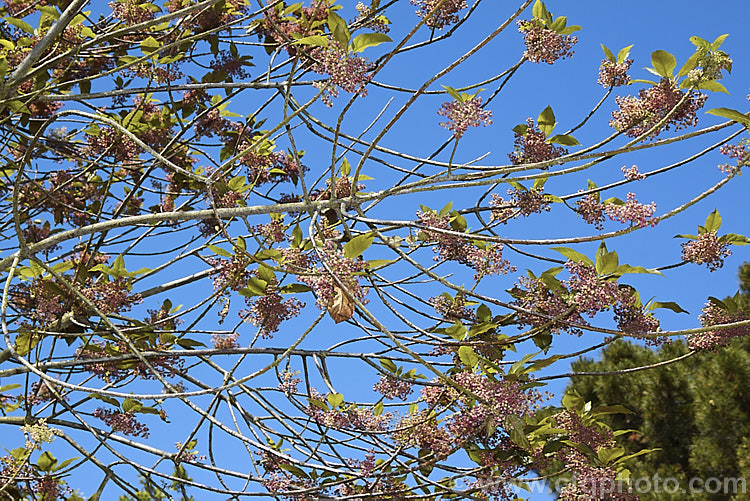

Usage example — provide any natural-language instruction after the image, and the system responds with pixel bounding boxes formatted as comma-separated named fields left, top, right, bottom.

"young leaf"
left=601, top=44, right=616, bottom=63
left=442, top=85, right=463, bottom=102
left=344, top=233, right=374, bottom=258
left=547, top=134, right=580, bottom=146
left=537, top=106, right=556, bottom=136
left=704, top=209, right=722, bottom=232
left=649, top=301, right=689, bottom=314
left=617, top=44, right=634, bottom=64
left=706, top=108, right=750, bottom=129
left=650, top=49, right=676, bottom=78
left=457, top=345, right=479, bottom=368
left=350, top=33, right=391, bottom=53
left=551, top=247, right=594, bottom=267
left=293, top=35, right=328, bottom=47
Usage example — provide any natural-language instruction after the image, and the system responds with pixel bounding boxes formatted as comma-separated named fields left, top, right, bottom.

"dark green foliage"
left=557, top=265, right=750, bottom=500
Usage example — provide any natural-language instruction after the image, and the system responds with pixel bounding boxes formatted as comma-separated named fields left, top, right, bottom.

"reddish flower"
left=410, top=0, right=467, bottom=30
left=438, top=96, right=492, bottom=138
left=517, top=18, right=577, bottom=64
left=598, top=59, right=633, bottom=87
left=610, top=78, right=707, bottom=139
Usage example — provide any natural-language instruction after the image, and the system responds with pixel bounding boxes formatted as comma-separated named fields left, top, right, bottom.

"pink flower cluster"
left=576, top=194, right=606, bottom=229
left=598, top=59, right=633, bottom=87
left=373, top=375, right=413, bottom=400
left=93, top=408, right=150, bottom=438
left=513, top=261, right=661, bottom=337
left=424, top=371, right=543, bottom=444
left=517, top=19, right=577, bottom=64
left=355, top=2, right=390, bottom=33
left=297, top=241, right=369, bottom=311
left=79, top=339, right=183, bottom=382
left=417, top=210, right=515, bottom=279
left=430, top=294, right=475, bottom=321
left=558, top=465, right=638, bottom=501
left=109, top=0, right=156, bottom=25
left=242, top=287, right=304, bottom=338
left=311, top=41, right=373, bottom=106
left=506, top=187, right=551, bottom=217
left=690, top=303, right=750, bottom=350
left=0, top=454, right=68, bottom=500
left=392, top=411, right=453, bottom=459
left=305, top=390, right=391, bottom=431
left=610, top=78, right=707, bottom=139
left=621, top=164, right=646, bottom=181
left=553, top=409, right=638, bottom=499
left=410, top=0, right=467, bottom=30
left=681, top=231, right=731, bottom=271
left=278, top=370, right=302, bottom=395
left=718, top=140, right=749, bottom=173
left=603, top=193, right=657, bottom=228
left=438, top=96, right=493, bottom=138
left=253, top=219, right=288, bottom=243
left=508, top=118, right=567, bottom=166
left=211, top=332, right=240, bottom=350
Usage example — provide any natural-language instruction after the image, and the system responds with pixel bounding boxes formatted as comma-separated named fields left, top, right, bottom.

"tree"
left=556, top=263, right=750, bottom=500
left=0, top=0, right=748, bottom=499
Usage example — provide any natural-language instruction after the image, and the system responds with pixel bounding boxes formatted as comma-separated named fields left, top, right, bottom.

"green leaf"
left=5, top=16, right=34, bottom=34
left=649, top=301, right=689, bottom=314
left=617, top=44, right=634, bottom=64
left=379, top=358, right=397, bottom=373
left=293, top=35, right=328, bottom=47
left=122, top=398, right=141, bottom=413
left=328, top=12, right=350, bottom=47
left=457, top=346, right=479, bottom=368
left=595, top=248, right=619, bottom=276
left=711, top=34, right=729, bottom=50
left=650, top=49, right=676, bottom=78
left=718, top=233, right=750, bottom=245
left=598, top=447, right=625, bottom=465
left=551, top=247, right=594, bottom=267
left=344, top=233, right=374, bottom=258
left=279, top=463, right=308, bottom=478
left=591, top=404, right=634, bottom=416
left=694, top=80, right=729, bottom=94
left=614, top=264, right=663, bottom=276
left=339, top=157, right=351, bottom=176
left=350, top=33, right=391, bottom=53
left=630, top=78, right=659, bottom=85
left=90, top=393, right=121, bottom=408
left=706, top=108, right=750, bottom=129
left=537, top=106, right=556, bottom=136
left=704, top=209, right=722, bottom=232
left=245, top=277, right=269, bottom=296
left=689, top=35, right=711, bottom=49
left=327, top=392, right=343, bottom=409
left=280, top=283, right=312, bottom=294
left=507, top=415, right=531, bottom=448
left=677, top=51, right=701, bottom=78
left=438, top=201, right=453, bottom=217
left=207, top=244, right=232, bottom=257
left=307, top=398, right=329, bottom=410
left=442, top=85, right=463, bottom=102
left=55, top=456, right=79, bottom=471
left=36, top=451, right=57, bottom=472
left=531, top=0, right=546, bottom=20
left=373, top=401, right=384, bottom=415
left=140, top=35, right=161, bottom=55
left=547, top=134, right=580, bottom=146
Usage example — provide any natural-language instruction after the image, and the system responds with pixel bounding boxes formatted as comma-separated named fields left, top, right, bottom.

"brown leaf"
left=327, top=286, right=355, bottom=323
